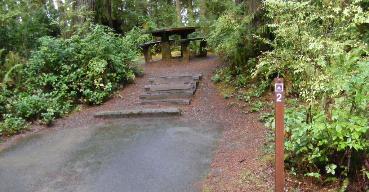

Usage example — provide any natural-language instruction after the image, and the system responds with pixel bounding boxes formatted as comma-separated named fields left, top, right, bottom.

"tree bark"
left=200, top=0, right=206, bottom=20
left=75, top=0, right=96, bottom=11
left=106, top=0, right=113, bottom=27
left=187, top=0, right=193, bottom=25
left=235, top=0, right=244, bottom=4
left=54, top=0, right=63, bottom=9
left=246, top=0, right=262, bottom=14
left=176, top=0, right=182, bottom=24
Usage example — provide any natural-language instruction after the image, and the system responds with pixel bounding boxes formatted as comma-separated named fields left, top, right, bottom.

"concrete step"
left=144, top=89, right=196, bottom=96
left=144, top=83, right=196, bottom=92
left=148, top=74, right=202, bottom=85
left=140, top=98, right=191, bottom=105
left=94, top=108, right=181, bottom=118
left=139, top=92, right=193, bottom=100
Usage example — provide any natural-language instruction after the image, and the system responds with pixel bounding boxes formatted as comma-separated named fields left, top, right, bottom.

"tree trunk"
left=74, top=0, right=96, bottom=24
left=54, top=0, right=63, bottom=9
left=176, top=0, right=182, bottom=24
left=106, top=0, right=113, bottom=27
left=246, top=0, right=262, bottom=14
left=187, top=0, right=194, bottom=25
left=76, top=0, right=96, bottom=11
left=200, top=0, right=206, bottom=20
left=235, top=0, right=244, bottom=4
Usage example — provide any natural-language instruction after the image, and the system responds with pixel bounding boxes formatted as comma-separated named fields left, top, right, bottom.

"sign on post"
left=274, top=78, right=285, bottom=192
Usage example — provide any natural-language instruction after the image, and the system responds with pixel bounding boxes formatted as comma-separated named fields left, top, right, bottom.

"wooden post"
left=274, top=78, right=285, bottom=192
left=142, top=47, right=152, bottom=63
left=180, top=34, right=189, bottom=58
left=161, top=34, right=172, bottom=61
left=199, top=40, right=207, bottom=57
left=182, top=41, right=190, bottom=63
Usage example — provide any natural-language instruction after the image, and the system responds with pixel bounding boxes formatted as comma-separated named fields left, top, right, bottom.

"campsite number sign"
left=274, top=78, right=285, bottom=192
left=275, top=82, right=284, bottom=103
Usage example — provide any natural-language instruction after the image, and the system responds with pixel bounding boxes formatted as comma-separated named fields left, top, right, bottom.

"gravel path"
left=0, top=56, right=273, bottom=191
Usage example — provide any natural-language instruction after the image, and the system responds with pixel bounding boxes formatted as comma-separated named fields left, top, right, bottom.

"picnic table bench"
left=180, top=37, right=207, bottom=62
left=139, top=27, right=207, bottom=63
left=139, top=40, right=174, bottom=63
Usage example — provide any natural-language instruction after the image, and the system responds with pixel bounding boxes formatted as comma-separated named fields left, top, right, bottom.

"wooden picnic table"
left=150, top=27, right=198, bottom=61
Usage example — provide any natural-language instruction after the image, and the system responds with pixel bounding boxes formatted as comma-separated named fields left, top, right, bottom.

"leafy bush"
left=208, top=4, right=272, bottom=96
left=0, top=51, right=25, bottom=86
left=211, top=0, right=369, bottom=186
left=7, top=92, right=72, bottom=125
left=23, top=25, right=142, bottom=105
left=0, top=24, right=146, bottom=133
left=0, top=93, right=6, bottom=118
left=0, top=115, right=26, bottom=136
left=285, top=106, right=369, bottom=179
left=0, top=1, right=58, bottom=57
left=0, top=87, right=14, bottom=119
left=208, top=5, right=271, bottom=78
left=256, top=0, right=369, bottom=94
left=255, top=0, right=369, bottom=186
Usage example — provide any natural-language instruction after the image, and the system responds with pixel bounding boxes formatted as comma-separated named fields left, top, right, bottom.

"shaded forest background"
left=1, top=0, right=369, bottom=191
left=0, top=0, right=257, bottom=57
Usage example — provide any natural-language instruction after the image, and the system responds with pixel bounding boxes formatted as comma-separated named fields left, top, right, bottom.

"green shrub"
left=0, top=93, right=5, bottom=118
left=210, top=0, right=369, bottom=186
left=208, top=4, right=272, bottom=100
left=0, top=115, right=27, bottom=136
left=211, top=73, right=222, bottom=83
left=208, top=5, right=271, bottom=78
left=285, top=106, right=369, bottom=179
left=0, top=24, right=146, bottom=132
left=256, top=0, right=369, bottom=185
left=257, top=0, right=369, bottom=97
left=23, top=24, right=142, bottom=105
left=7, top=92, right=72, bottom=124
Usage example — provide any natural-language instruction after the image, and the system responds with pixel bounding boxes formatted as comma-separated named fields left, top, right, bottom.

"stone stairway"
left=140, top=74, right=202, bottom=105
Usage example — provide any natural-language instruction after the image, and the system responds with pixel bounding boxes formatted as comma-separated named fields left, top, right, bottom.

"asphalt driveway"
left=0, top=118, right=222, bottom=192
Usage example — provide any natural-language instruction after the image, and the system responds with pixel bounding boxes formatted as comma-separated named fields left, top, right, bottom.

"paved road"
left=0, top=118, right=222, bottom=192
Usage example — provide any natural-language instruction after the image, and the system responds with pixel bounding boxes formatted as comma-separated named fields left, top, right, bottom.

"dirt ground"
left=0, top=56, right=273, bottom=191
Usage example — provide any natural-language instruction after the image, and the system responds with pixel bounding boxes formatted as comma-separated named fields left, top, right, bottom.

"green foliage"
left=54, top=1, right=93, bottom=39
left=208, top=3, right=272, bottom=93
left=256, top=0, right=369, bottom=185
left=204, top=0, right=234, bottom=20
left=108, top=0, right=178, bottom=32
left=0, top=1, right=58, bottom=56
left=147, top=1, right=178, bottom=28
left=0, top=24, right=144, bottom=132
left=212, top=67, right=233, bottom=84
left=250, top=101, right=264, bottom=112
left=211, top=73, right=222, bottom=83
left=285, top=106, right=369, bottom=178
left=0, top=93, right=6, bottom=118
left=7, top=92, right=72, bottom=125
left=0, top=115, right=26, bottom=136
left=1, top=51, right=24, bottom=86
left=210, top=0, right=369, bottom=186
left=257, top=0, right=369, bottom=97
left=23, top=25, right=141, bottom=105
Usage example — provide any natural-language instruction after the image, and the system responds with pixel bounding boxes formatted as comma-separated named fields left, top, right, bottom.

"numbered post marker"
left=274, top=78, right=285, bottom=192
left=275, top=83, right=284, bottom=103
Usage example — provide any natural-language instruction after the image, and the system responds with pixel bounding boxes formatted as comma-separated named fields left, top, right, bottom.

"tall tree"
left=187, top=0, right=194, bottom=25
left=76, top=0, right=96, bottom=11
left=246, top=0, right=261, bottom=14
left=235, top=0, right=244, bottom=4
left=176, top=0, right=182, bottom=24
left=200, top=0, right=206, bottom=20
